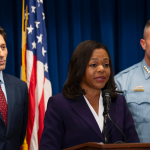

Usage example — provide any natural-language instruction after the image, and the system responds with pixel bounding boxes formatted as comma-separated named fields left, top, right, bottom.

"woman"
left=39, top=40, right=139, bottom=150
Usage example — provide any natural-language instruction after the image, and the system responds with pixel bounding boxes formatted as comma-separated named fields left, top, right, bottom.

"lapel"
left=71, top=95, right=104, bottom=141
left=0, top=112, right=5, bottom=126
left=3, top=73, right=15, bottom=135
left=106, top=99, right=118, bottom=136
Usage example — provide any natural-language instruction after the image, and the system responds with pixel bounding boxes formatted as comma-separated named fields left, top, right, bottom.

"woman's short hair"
left=63, top=40, right=118, bottom=100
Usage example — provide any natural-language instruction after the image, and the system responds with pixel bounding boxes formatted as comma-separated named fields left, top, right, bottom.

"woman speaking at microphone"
left=39, top=40, right=139, bottom=150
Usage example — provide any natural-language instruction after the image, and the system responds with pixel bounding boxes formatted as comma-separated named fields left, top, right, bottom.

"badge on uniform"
left=133, top=86, right=144, bottom=92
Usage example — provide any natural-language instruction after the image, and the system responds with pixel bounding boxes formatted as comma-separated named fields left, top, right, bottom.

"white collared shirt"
left=84, top=92, right=104, bottom=132
left=0, top=71, right=7, bottom=103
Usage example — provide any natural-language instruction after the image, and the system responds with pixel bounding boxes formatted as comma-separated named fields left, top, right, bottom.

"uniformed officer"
left=115, top=20, right=150, bottom=143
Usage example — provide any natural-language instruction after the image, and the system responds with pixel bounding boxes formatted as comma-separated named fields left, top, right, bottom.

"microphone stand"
left=103, top=110, right=108, bottom=144
left=102, top=91, right=111, bottom=144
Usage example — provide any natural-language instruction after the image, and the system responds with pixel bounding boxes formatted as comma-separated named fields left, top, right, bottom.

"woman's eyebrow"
left=90, top=58, right=99, bottom=60
left=90, top=58, right=109, bottom=60
left=103, top=58, right=109, bottom=60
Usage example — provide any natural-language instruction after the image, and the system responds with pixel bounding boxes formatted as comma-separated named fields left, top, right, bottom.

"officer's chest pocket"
left=126, top=93, right=150, bottom=123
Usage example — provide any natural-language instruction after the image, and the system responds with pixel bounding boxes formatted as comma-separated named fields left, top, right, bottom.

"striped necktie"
left=0, top=84, right=7, bottom=127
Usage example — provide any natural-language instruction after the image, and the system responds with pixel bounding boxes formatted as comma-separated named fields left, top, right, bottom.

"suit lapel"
left=3, top=73, right=15, bottom=135
left=0, top=112, right=5, bottom=125
left=106, top=99, right=118, bottom=136
left=72, top=95, right=104, bottom=141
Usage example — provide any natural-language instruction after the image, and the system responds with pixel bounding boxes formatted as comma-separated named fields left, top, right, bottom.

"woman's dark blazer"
left=39, top=93, right=140, bottom=150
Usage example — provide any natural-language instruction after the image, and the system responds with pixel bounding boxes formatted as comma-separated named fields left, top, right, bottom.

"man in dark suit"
left=0, top=27, right=28, bottom=150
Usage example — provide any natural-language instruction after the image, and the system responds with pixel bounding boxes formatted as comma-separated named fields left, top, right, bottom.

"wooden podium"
left=63, top=142, right=150, bottom=150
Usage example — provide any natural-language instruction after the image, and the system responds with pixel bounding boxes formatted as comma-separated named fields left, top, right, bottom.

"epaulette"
left=115, top=62, right=140, bottom=77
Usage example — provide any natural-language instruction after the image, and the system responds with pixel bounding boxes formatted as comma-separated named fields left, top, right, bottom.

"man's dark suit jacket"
left=39, top=92, right=140, bottom=150
left=0, top=73, right=28, bottom=150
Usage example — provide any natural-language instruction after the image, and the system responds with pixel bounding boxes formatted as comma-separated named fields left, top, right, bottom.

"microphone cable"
left=108, top=114, right=126, bottom=143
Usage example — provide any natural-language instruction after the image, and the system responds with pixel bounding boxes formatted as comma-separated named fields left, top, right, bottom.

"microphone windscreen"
left=102, top=89, right=111, bottom=98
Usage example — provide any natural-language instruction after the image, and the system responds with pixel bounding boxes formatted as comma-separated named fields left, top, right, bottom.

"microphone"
left=102, top=90, right=111, bottom=115
left=102, top=89, right=126, bottom=144
left=102, top=90, right=111, bottom=144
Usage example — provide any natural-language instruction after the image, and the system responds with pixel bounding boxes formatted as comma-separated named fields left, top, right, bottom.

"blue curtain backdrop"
left=0, top=0, right=149, bottom=95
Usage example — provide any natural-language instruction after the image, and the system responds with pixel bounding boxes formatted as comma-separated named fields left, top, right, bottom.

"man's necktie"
left=0, top=84, right=7, bottom=127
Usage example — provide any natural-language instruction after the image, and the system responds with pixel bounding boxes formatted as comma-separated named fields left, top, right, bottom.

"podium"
left=63, top=142, right=150, bottom=150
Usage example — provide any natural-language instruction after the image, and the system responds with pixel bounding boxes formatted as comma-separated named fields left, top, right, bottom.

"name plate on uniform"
left=133, top=86, right=144, bottom=92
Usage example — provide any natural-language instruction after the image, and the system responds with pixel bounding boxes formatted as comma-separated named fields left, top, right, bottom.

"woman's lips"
left=95, top=76, right=106, bottom=82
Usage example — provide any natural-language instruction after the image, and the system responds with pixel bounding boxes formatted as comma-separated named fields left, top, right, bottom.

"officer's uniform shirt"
left=114, top=58, right=150, bottom=143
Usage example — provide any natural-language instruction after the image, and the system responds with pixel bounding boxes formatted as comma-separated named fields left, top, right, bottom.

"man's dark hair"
left=0, top=27, right=6, bottom=42
left=63, top=40, right=118, bottom=100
